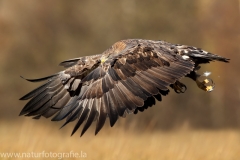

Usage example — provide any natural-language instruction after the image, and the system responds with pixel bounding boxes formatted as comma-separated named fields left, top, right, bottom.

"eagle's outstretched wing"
left=19, top=39, right=228, bottom=136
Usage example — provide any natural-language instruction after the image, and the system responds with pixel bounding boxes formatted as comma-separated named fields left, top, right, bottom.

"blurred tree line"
left=0, top=0, right=239, bottom=130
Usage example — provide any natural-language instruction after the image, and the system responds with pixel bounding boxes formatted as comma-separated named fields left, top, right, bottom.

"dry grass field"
left=0, top=120, right=240, bottom=160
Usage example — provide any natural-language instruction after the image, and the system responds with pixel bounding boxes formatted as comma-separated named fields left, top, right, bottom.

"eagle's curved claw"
left=170, top=81, right=187, bottom=93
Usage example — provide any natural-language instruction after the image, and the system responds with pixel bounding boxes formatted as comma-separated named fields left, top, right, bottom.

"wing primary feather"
left=71, top=99, right=91, bottom=136
left=133, top=61, right=148, bottom=71
left=117, top=82, right=144, bottom=107
left=139, top=71, right=168, bottom=90
left=32, top=115, right=41, bottom=119
left=81, top=99, right=97, bottom=136
left=115, top=84, right=136, bottom=110
left=96, top=79, right=103, bottom=98
left=114, top=68, right=127, bottom=80
left=119, top=64, right=135, bottom=77
left=20, top=87, right=60, bottom=116
left=24, top=98, right=54, bottom=117
left=20, top=74, right=58, bottom=82
left=153, top=94, right=162, bottom=101
left=151, top=67, right=176, bottom=79
left=105, top=75, right=115, bottom=90
left=126, top=77, right=151, bottom=98
left=19, top=81, right=52, bottom=100
left=24, top=101, right=50, bottom=117
left=120, top=79, right=147, bottom=100
left=122, top=62, right=136, bottom=74
left=107, top=90, right=119, bottom=126
left=161, top=67, right=187, bottom=78
left=20, top=79, right=63, bottom=114
left=108, top=67, right=121, bottom=81
left=70, top=79, right=81, bottom=91
left=131, top=74, right=159, bottom=95
left=81, top=70, right=95, bottom=83
left=111, top=87, right=126, bottom=116
left=92, top=67, right=106, bottom=80
left=60, top=103, right=83, bottom=129
left=59, top=58, right=81, bottom=67
left=65, top=107, right=81, bottom=123
left=159, top=89, right=169, bottom=96
left=141, top=96, right=156, bottom=111
left=51, top=92, right=70, bottom=109
left=42, top=108, right=59, bottom=118
left=51, top=97, right=79, bottom=121
left=95, top=97, right=107, bottom=135
left=23, top=84, right=68, bottom=117
left=102, top=76, right=109, bottom=93
left=147, top=68, right=175, bottom=84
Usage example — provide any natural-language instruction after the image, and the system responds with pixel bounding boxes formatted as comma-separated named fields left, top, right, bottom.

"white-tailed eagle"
left=20, top=39, right=229, bottom=136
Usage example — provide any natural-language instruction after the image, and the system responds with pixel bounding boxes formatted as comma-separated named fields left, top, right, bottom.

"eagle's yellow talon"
left=203, top=79, right=209, bottom=84
left=196, top=76, right=215, bottom=92
left=206, top=85, right=214, bottom=92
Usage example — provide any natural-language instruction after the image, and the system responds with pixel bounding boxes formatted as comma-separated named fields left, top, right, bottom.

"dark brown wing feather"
left=20, top=39, right=194, bottom=136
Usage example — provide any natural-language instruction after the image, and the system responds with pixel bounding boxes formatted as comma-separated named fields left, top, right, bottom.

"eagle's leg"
left=170, top=80, right=187, bottom=93
left=187, top=68, right=215, bottom=92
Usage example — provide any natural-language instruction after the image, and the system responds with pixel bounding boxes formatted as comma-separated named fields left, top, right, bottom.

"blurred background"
left=0, top=0, right=239, bottom=159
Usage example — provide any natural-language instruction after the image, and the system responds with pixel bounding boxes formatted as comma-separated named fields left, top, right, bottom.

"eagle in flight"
left=20, top=39, right=229, bottom=136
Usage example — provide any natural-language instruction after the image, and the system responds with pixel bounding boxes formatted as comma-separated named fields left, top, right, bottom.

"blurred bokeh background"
left=0, top=0, right=239, bottom=159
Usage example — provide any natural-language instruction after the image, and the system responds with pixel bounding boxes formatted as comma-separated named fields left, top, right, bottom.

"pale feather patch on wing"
left=182, top=55, right=189, bottom=60
left=112, top=41, right=127, bottom=53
